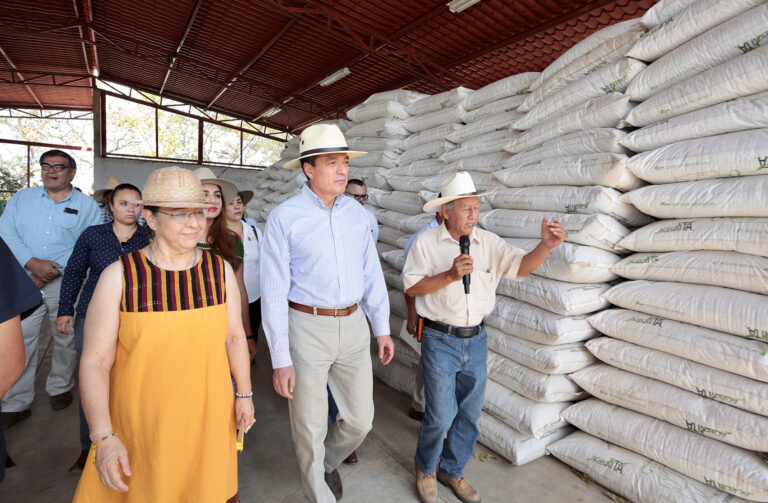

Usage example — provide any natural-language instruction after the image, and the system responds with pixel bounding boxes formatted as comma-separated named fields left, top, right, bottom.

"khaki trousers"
left=288, top=307, right=374, bottom=503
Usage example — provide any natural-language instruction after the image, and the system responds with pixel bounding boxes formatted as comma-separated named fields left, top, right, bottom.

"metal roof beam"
left=81, top=0, right=100, bottom=77
left=159, top=0, right=204, bottom=96
left=0, top=47, right=44, bottom=109
left=207, top=19, right=296, bottom=109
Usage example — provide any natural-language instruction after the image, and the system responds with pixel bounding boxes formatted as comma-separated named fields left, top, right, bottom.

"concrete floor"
left=2, top=329, right=612, bottom=503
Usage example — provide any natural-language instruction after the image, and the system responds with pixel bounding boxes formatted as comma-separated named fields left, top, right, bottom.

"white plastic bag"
left=363, top=89, right=428, bottom=106
left=345, top=118, right=409, bottom=138
left=487, top=326, right=596, bottom=374
left=487, top=296, right=596, bottom=345
left=347, top=100, right=409, bottom=122
left=440, top=130, right=511, bottom=163
left=349, top=150, right=401, bottom=168
left=402, top=123, right=462, bottom=151
left=372, top=357, right=415, bottom=397
left=389, top=159, right=449, bottom=177
left=375, top=191, right=424, bottom=215
left=446, top=112, right=520, bottom=144
left=464, top=96, right=526, bottom=123
left=497, top=275, right=610, bottom=316
left=503, top=128, right=629, bottom=165
left=405, top=87, right=473, bottom=116
left=640, top=0, right=698, bottom=28
left=479, top=413, right=573, bottom=466
left=403, top=104, right=466, bottom=133
left=504, top=237, right=620, bottom=283
left=483, top=380, right=570, bottom=438
left=464, top=73, right=539, bottom=110
left=487, top=350, right=587, bottom=403
left=445, top=151, right=512, bottom=174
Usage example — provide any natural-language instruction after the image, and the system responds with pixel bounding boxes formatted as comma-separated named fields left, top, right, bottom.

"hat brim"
left=422, top=187, right=498, bottom=213
left=93, top=188, right=109, bottom=204
left=284, top=150, right=366, bottom=170
left=238, top=190, right=254, bottom=205
left=199, top=178, right=239, bottom=205
left=129, top=200, right=207, bottom=209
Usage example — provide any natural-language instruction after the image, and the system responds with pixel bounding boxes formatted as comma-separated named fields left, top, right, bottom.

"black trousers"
left=248, top=298, right=262, bottom=342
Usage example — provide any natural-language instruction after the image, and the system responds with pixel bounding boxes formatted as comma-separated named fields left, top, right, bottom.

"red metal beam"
left=71, top=0, right=93, bottom=83
left=0, top=47, right=44, bottom=109
left=81, top=0, right=99, bottom=77
left=0, top=137, right=93, bottom=152
left=159, top=0, right=204, bottom=96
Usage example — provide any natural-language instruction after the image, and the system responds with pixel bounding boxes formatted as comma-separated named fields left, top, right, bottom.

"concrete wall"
left=92, top=92, right=266, bottom=194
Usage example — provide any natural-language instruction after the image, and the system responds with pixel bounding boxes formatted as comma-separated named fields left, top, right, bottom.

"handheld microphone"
left=459, top=235, right=470, bottom=294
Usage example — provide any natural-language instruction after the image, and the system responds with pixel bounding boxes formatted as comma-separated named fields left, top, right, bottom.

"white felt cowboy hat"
left=422, top=171, right=496, bottom=213
left=93, top=176, right=121, bottom=204
left=193, top=167, right=239, bottom=205
left=283, top=124, right=366, bottom=170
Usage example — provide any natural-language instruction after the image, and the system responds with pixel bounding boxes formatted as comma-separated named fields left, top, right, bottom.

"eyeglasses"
left=40, top=163, right=71, bottom=172
left=345, top=192, right=368, bottom=201
left=157, top=209, right=208, bottom=223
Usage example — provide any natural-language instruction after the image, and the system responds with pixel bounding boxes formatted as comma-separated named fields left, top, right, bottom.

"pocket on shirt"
left=475, top=269, right=495, bottom=303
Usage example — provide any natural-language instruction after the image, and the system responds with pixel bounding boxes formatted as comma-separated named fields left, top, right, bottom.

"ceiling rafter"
left=159, top=0, right=204, bottom=96
left=0, top=46, right=44, bottom=108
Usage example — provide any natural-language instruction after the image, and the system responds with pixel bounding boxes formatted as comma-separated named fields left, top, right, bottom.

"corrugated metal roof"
left=0, top=0, right=655, bottom=132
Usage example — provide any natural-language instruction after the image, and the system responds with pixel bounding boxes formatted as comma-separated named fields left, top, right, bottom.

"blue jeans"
left=415, top=325, right=487, bottom=479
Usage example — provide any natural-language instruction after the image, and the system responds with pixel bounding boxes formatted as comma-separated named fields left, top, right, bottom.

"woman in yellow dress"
left=73, top=166, right=254, bottom=502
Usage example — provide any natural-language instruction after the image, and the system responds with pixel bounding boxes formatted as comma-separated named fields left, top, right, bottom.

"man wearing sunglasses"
left=0, top=150, right=99, bottom=429
left=345, top=179, right=379, bottom=243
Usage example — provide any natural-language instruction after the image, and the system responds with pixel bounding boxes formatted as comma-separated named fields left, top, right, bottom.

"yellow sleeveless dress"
left=73, top=250, right=237, bottom=502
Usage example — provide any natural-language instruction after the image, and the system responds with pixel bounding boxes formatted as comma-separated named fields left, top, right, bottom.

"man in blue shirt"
left=0, top=150, right=99, bottom=428
left=344, top=179, right=379, bottom=243
left=261, top=124, right=393, bottom=503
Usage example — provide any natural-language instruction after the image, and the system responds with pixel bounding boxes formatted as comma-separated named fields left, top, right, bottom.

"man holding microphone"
left=402, top=172, right=565, bottom=503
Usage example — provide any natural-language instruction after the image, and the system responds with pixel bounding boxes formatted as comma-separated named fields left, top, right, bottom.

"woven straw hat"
left=93, top=176, right=121, bottom=204
left=131, top=166, right=206, bottom=208
left=284, top=124, right=365, bottom=170
left=193, top=167, right=239, bottom=205
left=422, top=171, right=496, bottom=213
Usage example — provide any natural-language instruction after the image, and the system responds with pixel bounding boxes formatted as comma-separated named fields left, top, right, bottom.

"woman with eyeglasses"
left=224, top=190, right=262, bottom=363
left=55, top=183, right=150, bottom=474
left=73, top=167, right=253, bottom=502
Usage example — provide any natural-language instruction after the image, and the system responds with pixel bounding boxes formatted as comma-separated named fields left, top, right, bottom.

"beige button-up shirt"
left=402, top=223, right=525, bottom=327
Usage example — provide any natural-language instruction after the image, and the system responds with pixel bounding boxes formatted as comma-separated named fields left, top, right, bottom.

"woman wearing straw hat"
left=73, top=166, right=254, bottom=502
left=194, top=167, right=253, bottom=343
left=55, top=183, right=150, bottom=474
left=224, top=190, right=262, bottom=362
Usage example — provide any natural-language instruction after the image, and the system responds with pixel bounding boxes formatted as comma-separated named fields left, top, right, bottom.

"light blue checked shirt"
left=260, top=184, right=390, bottom=369
left=0, top=186, right=100, bottom=271
left=404, top=217, right=439, bottom=260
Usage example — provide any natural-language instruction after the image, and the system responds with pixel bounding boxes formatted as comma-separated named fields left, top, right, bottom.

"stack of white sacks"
left=545, top=1, right=768, bottom=502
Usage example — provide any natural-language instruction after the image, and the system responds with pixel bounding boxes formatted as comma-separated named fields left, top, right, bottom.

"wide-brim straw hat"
left=193, top=167, right=239, bottom=205
left=284, top=124, right=366, bottom=170
left=93, top=175, right=121, bottom=204
left=422, top=171, right=497, bottom=213
left=129, top=166, right=206, bottom=208
left=238, top=190, right=254, bottom=205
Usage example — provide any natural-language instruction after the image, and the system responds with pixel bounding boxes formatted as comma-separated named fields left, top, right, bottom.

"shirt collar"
left=300, top=183, right=347, bottom=210
left=437, top=221, right=480, bottom=245
left=40, top=185, right=74, bottom=203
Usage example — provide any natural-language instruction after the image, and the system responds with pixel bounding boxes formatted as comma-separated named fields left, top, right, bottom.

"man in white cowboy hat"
left=260, top=123, right=394, bottom=503
left=402, top=171, right=565, bottom=503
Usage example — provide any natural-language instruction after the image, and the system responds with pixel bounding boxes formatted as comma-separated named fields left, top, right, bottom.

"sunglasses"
left=345, top=192, right=368, bottom=201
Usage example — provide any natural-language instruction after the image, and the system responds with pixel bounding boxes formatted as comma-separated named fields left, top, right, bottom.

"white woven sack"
left=376, top=242, right=398, bottom=260
left=464, top=72, right=539, bottom=110
left=347, top=100, right=409, bottom=122
left=420, top=171, right=496, bottom=192
left=482, top=380, right=570, bottom=438
left=387, top=288, right=407, bottom=318
left=440, top=130, right=511, bottom=163
left=488, top=186, right=651, bottom=228
left=488, top=296, right=596, bottom=345
left=346, top=136, right=404, bottom=153
left=383, top=268, right=404, bottom=292
left=383, top=175, right=422, bottom=193
left=371, top=357, right=415, bottom=397
left=602, top=280, right=768, bottom=342
left=497, top=275, right=610, bottom=316
left=445, top=151, right=512, bottom=174
left=572, top=364, right=768, bottom=451
left=402, top=123, right=462, bottom=151
left=629, top=0, right=765, bottom=63
left=348, top=150, right=400, bottom=168
left=362, top=172, right=391, bottom=190
left=487, top=350, right=587, bottom=403
left=589, top=308, right=768, bottom=383
left=345, top=118, right=409, bottom=139
left=400, top=213, right=434, bottom=233
left=405, top=87, right=473, bottom=116
left=548, top=431, right=753, bottom=503
left=516, top=58, right=646, bottom=130
left=316, top=118, right=356, bottom=132
left=641, top=0, right=698, bottom=28
left=464, top=96, right=526, bottom=123
left=403, top=104, right=466, bottom=133
left=398, top=140, right=451, bottom=166
left=348, top=166, right=378, bottom=179
left=391, top=336, right=420, bottom=369
left=616, top=217, right=768, bottom=257
left=626, top=5, right=768, bottom=102
left=378, top=225, right=408, bottom=248
left=504, top=237, right=620, bottom=283
left=624, top=44, right=768, bottom=127
left=530, top=19, right=645, bottom=92
left=622, top=177, right=768, bottom=219
left=479, top=209, right=630, bottom=252
left=508, top=94, right=632, bottom=154
left=522, top=33, right=643, bottom=112
left=611, top=250, right=768, bottom=295
left=389, top=160, right=450, bottom=178
left=363, top=89, right=428, bottom=106
left=627, top=128, right=768, bottom=183
left=479, top=414, right=573, bottom=466
left=562, top=398, right=768, bottom=502
left=487, top=326, right=596, bottom=374
left=621, top=91, right=768, bottom=152
left=502, top=129, right=629, bottom=166
left=586, top=336, right=768, bottom=415
left=446, top=112, right=520, bottom=144
left=376, top=211, right=412, bottom=237
left=375, top=191, right=424, bottom=215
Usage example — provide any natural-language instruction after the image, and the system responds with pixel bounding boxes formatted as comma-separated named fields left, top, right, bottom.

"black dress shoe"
left=68, top=449, right=90, bottom=474
left=343, top=451, right=358, bottom=464
left=1, top=409, right=31, bottom=428
left=50, top=390, right=73, bottom=410
left=408, top=407, right=425, bottom=421
left=325, top=469, right=343, bottom=500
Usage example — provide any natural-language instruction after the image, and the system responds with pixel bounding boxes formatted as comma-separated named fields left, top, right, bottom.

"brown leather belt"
left=288, top=301, right=358, bottom=317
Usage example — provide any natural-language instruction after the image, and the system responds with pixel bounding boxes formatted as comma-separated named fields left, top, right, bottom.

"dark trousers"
left=248, top=299, right=262, bottom=343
